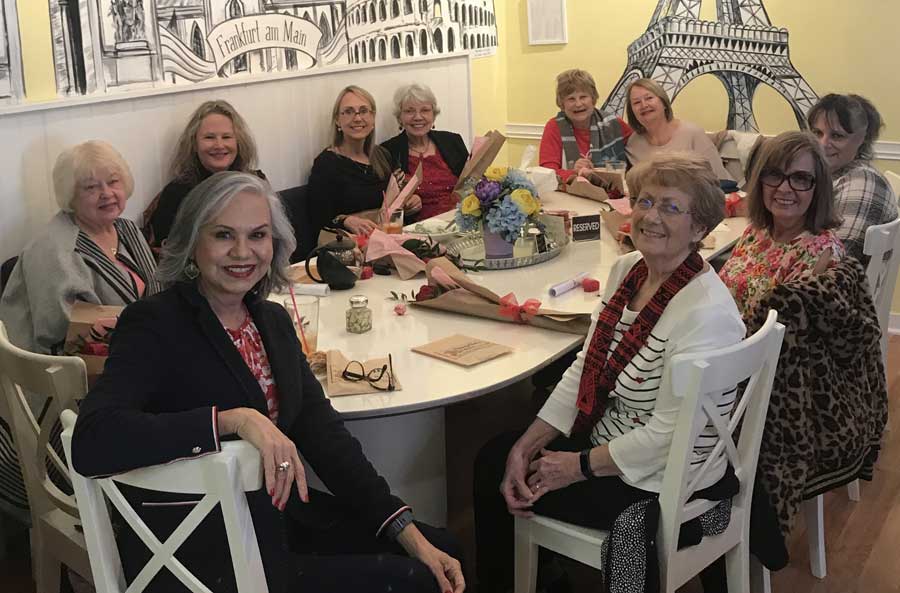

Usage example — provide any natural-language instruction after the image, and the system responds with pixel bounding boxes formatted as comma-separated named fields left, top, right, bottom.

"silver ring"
left=277, top=461, right=291, bottom=473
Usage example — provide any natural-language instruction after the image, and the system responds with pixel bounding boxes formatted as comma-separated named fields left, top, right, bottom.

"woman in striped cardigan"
left=473, top=153, right=746, bottom=592
left=0, top=140, right=159, bottom=354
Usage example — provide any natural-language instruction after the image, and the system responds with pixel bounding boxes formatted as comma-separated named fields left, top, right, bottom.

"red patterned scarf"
left=572, top=252, right=704, bottom=436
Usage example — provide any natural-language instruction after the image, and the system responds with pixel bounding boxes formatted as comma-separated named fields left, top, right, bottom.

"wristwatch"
left=382, top=509, right=414, bottom=540
left=331, top=214, right=348, bottom=228
left=579, top=449, right=595, bottom=480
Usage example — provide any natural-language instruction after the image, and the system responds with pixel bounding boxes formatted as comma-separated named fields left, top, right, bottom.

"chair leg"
left=804, top=496, right=827, bottom=579
left=513, top=517, right=539, bottom=593
left=724, top=542, right=750, bottom=593
left=847, top=479, right=861, bottom=502
left=35, top=551, right=62, bottom=593
left=749, top=555, right=771, bottom=593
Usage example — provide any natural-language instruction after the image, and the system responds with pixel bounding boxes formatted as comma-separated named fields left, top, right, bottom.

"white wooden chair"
left=0, top=320, right=92, bottom=592
left=60, top=410, right=269, bottom=593
left=514, top=310, right=784, bottom=593
left=803, top=216, right=900, bottom=579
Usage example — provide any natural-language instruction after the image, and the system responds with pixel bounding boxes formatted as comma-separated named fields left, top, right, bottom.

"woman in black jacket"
left=381, top=84, right=468, bottom=222
left=72, top=172, right=464, bottom=593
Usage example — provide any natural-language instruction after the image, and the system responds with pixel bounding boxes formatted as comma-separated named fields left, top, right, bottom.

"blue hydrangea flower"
left=485, top=196, right=528, bottom=242
left=503, top=169, right=538, bottom=194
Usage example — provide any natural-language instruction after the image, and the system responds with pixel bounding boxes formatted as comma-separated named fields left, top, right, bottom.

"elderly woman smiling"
left=0, top=140, right=159, bottom=353
left=719, top=131, right=845, bottom=318
left=72, top=171, right=464, bottom=593
left=807, top=93, right=898, bottom=261
left=473, top=153, right=745, bottom=592
left=381, top=84, right=469, bottom=221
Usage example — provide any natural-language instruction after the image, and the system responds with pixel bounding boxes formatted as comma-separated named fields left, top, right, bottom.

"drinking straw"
left=288, top=284, right=311, bottom=354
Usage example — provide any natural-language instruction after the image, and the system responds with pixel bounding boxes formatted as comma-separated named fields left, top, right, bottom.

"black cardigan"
left=72, top=282, right=405, bottom=592
left=381, top=130, right=468, bottom=177
left=148, top=168, right=267, bottom=249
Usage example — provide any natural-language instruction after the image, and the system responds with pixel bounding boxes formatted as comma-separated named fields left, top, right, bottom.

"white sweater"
left=538, top=251, right=745, bottom=492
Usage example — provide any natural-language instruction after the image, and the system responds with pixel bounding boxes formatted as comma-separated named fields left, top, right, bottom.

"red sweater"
left=539, top=117, right=633, bottom=180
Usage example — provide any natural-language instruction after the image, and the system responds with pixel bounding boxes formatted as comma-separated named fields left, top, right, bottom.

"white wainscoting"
left=0, top=54, right=473, bottom=261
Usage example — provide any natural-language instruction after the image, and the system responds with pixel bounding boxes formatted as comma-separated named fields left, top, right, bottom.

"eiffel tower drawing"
left=603, top=0, right=818, bottom=132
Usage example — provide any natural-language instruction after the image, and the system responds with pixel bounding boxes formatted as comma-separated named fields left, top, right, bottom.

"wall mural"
left=603, top=0, right=818, bottom=132
left=46, top=0, right=498, bottom=98
left=0, top=0, right=24, bottom=102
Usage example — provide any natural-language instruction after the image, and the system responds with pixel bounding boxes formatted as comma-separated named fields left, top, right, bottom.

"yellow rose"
left=484, top=166, right=509, bottom=182
left=461, top=194, right=482, bottom=216
left=510, top=189, right=540, bottom=215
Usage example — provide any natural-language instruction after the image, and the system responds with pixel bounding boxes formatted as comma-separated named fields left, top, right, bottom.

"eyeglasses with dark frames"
left=760, top=169, right=816, bottom=192
left=342, top=354, right=395, bottom=391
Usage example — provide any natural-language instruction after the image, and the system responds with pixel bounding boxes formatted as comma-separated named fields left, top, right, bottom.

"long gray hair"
left=157, top=171, right=296, bottom=298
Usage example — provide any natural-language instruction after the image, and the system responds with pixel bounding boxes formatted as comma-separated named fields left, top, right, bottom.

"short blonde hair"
left=52, top=140, right=135, bottom=211
left=555, top=69, right=599, bottom=109
left=625, top=79, right=674, bottom=135
left=626, top=152, right=725, bottom=250
left=392, top=83, right=441, bottom=124
left=171, top=100, right=258, bottom=184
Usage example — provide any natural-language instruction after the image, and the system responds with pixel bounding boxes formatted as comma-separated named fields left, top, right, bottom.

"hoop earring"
left=185, top=259, right=200, bottom=280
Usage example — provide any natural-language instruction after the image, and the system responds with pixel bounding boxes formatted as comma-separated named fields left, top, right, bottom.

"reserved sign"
left=572, top=214, right=602, bottom=242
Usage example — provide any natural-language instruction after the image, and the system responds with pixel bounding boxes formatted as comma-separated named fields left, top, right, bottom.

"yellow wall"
left=472, top=0, right=900, bottom=312
left=16, top=0, right=56, bottom=101
left=470, top=0, right=509, bottom=165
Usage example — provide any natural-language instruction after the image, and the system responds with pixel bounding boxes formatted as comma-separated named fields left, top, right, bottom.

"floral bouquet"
left=454, top=166, right=542, bottom=250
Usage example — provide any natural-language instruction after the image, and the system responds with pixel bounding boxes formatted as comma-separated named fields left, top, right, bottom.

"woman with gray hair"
left=381, top=83, right=468, bottom=220
left=72, top=171, right=465, bottom=593
left=0, top=140, right=159, bottom=353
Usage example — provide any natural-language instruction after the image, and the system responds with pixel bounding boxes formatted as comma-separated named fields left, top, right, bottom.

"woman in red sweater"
left=539, top=69, right=632, bottom=181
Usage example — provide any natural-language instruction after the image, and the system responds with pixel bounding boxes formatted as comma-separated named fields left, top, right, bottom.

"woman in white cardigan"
left=473, top=153, right=745, bottom=592
left=0, top=140, right=159, bottom=354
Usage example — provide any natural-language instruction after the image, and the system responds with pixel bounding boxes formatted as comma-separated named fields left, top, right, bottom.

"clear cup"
left=282, top=295, right=319, bottom=356
left=383, top=208, right=404, bottom=234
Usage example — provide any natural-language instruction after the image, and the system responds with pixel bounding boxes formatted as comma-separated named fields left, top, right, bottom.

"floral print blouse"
left=719, top=225, right=845, bottom=318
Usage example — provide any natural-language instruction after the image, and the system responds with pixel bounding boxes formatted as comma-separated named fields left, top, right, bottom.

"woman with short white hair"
left=381, top=83, right=468, bottom=221
left=0, top=140, right=159, bottom=353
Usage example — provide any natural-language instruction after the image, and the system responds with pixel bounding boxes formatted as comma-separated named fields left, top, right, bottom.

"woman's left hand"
left=403, top=193, right=423, bottom=214
left=397, top=524, right=465, bottom=593
left=526, top=448, right=582, bottom=502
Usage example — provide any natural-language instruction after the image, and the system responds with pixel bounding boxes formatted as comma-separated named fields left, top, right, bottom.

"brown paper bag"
left=453, top=130, right=507, bottom=192
left=565, top=176, right=610, bottom=202
left=64, top=302, right=124, bottom=382
left=409, top=258, right=591, bottom=335
left=600, top=210, right=634, bottom=253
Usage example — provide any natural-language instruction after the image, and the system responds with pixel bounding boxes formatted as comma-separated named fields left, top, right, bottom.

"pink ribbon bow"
left=499, top=293, right=541, bottom=323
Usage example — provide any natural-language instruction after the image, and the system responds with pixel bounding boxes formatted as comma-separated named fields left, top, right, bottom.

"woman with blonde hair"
left=308, top=85, right=417, bottom=237
left=146, top=99, right=265, bottom=248
left=625, top=78, right=732, bottom=180
left=538, top=69, right=632, bottom=179
left=0, top=140, right=159, bottom=353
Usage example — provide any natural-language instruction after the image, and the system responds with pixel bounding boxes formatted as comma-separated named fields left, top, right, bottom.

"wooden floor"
left=3, top=337, right=900, bottom=593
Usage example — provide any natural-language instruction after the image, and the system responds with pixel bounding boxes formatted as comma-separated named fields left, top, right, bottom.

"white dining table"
left=286, top=191, right=747, bottom=525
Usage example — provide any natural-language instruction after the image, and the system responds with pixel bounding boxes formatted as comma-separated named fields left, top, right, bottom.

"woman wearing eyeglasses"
left=380, top=84, right=468, bottom=222
left=308, top=86, right=420, bottom=239
left=719, top=131, right=845, bottom=318
left=72, top=172, right=465, bottom=593
left=474, top=153, right=745, bottom=592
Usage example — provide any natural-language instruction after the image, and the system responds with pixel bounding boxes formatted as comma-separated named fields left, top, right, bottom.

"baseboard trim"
left=889, top=313, right=900, bottom=335
left=505, top=123, right=900, bottom=161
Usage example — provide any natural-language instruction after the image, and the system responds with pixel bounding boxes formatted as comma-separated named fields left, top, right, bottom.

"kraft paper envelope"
left=412, top=334, right=513, bottom=367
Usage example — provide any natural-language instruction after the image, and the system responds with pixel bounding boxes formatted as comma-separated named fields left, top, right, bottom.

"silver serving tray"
left=445, top=232, right=568, bottom=270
